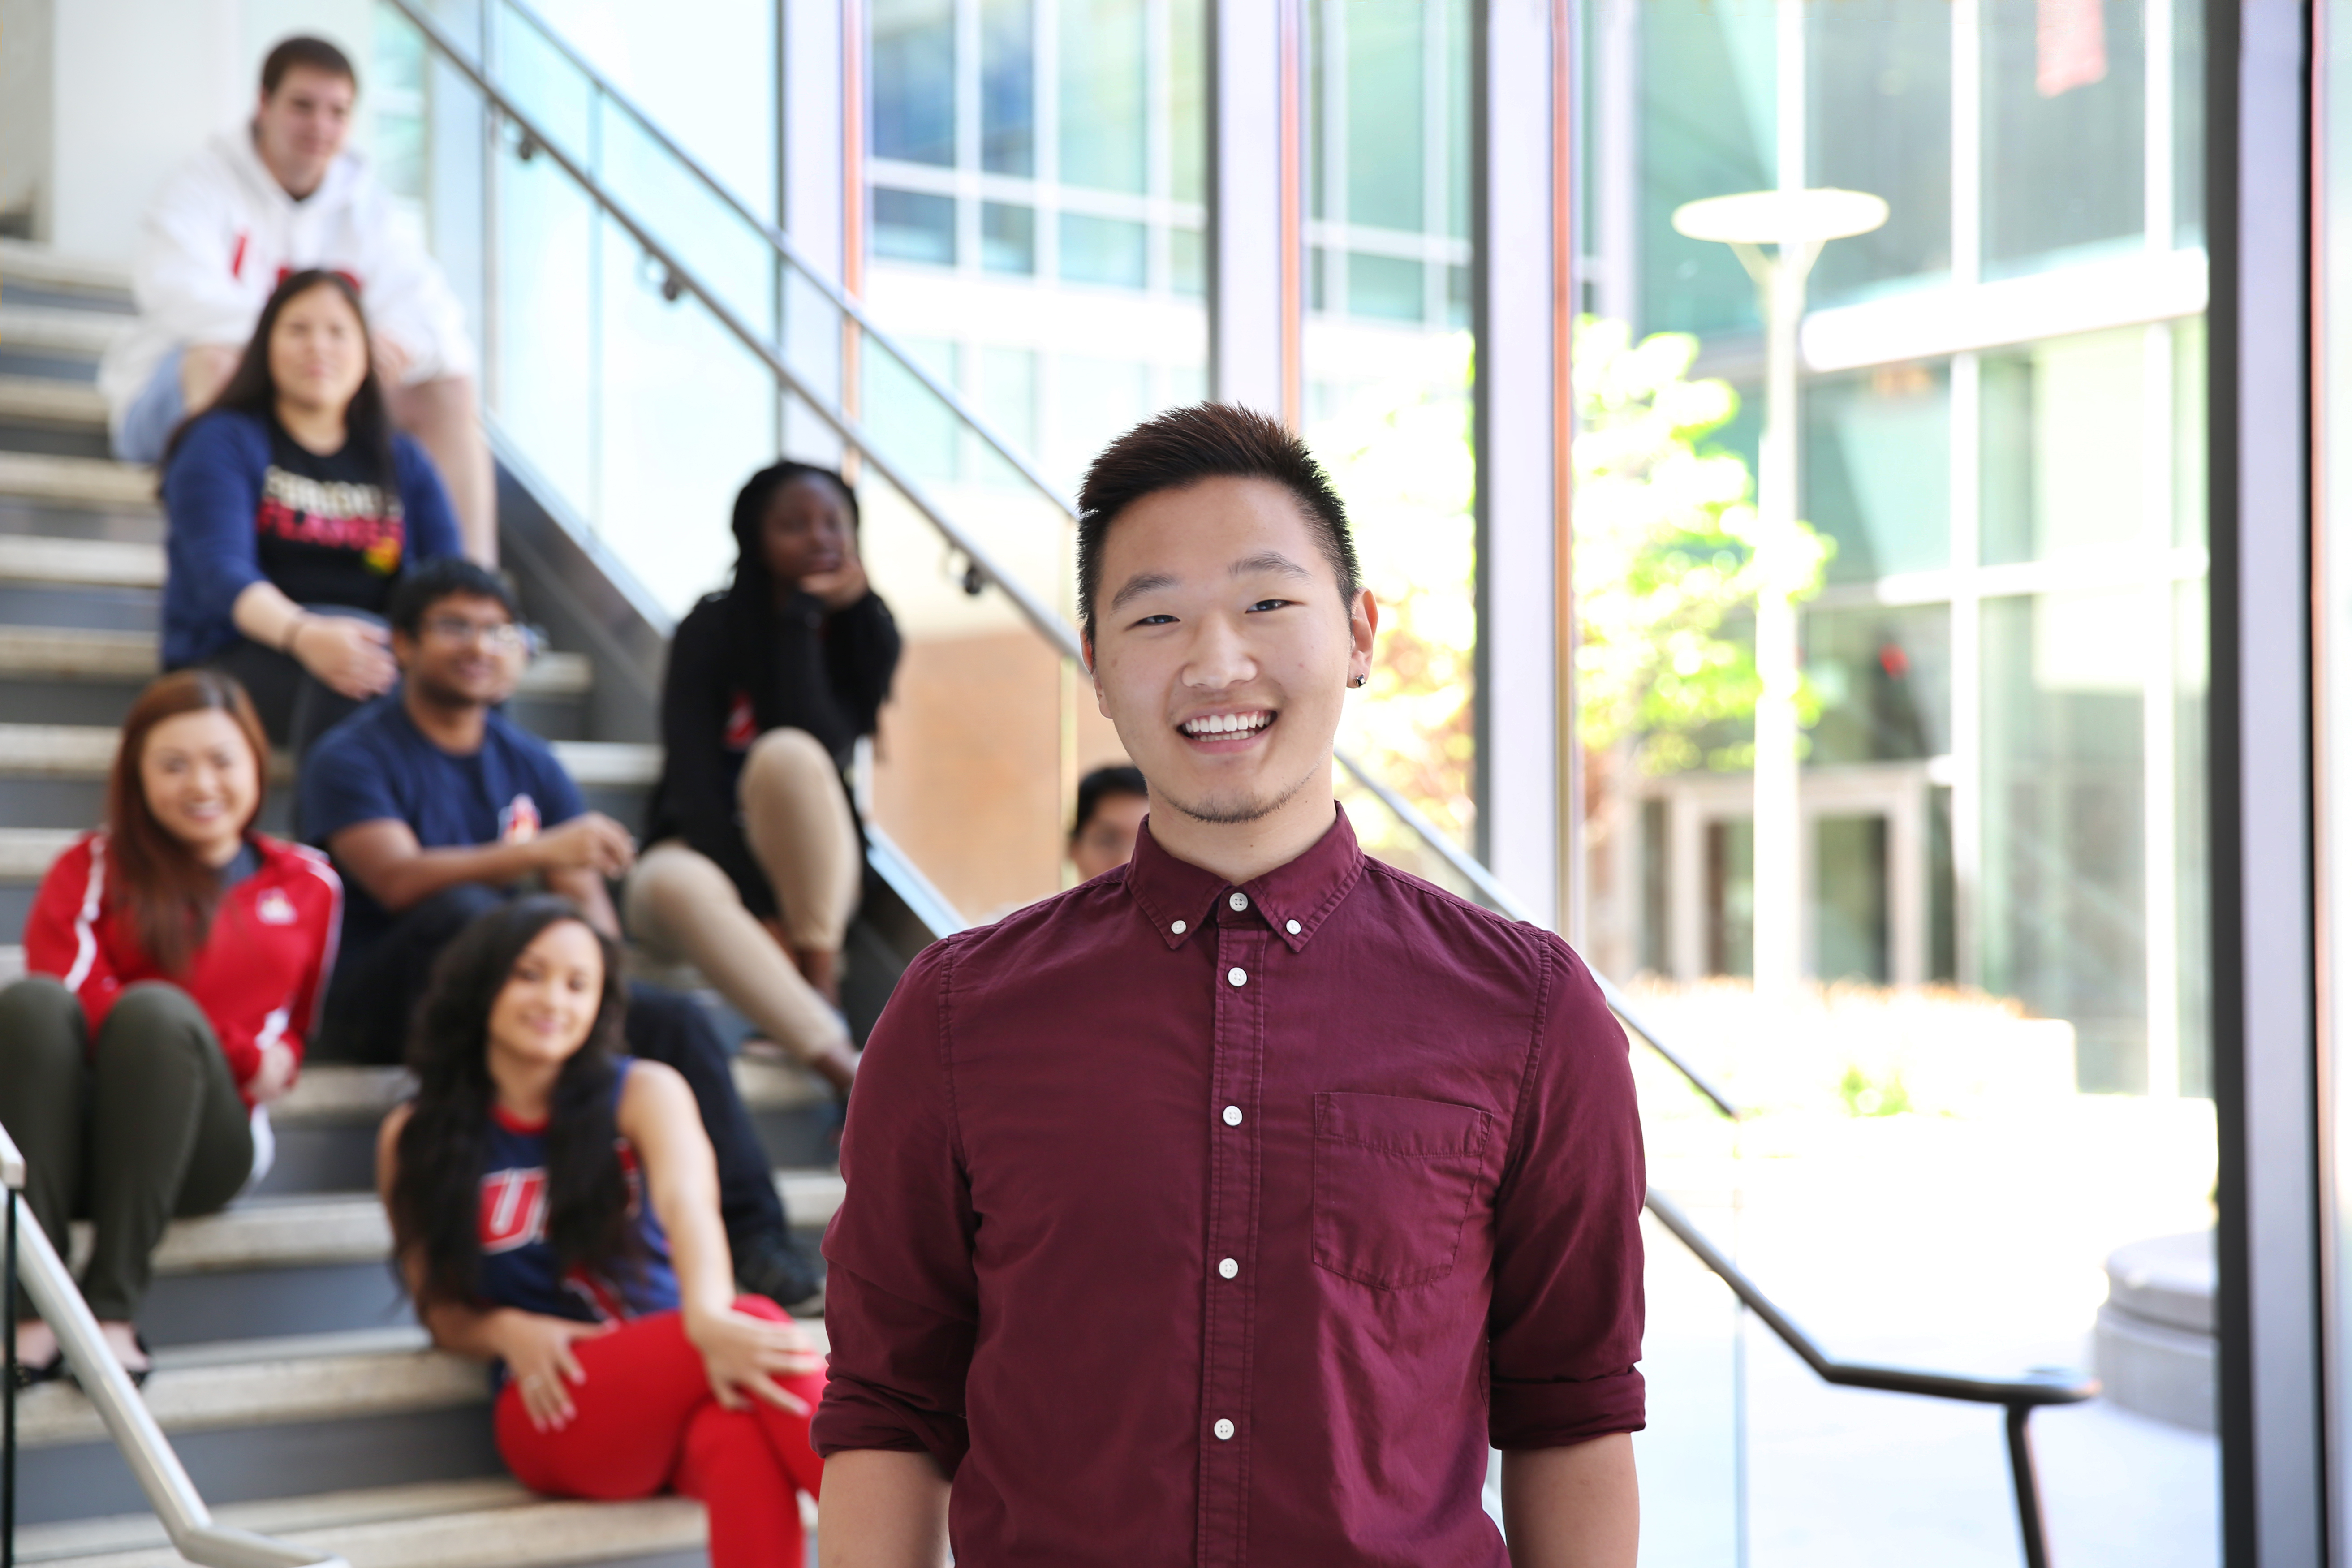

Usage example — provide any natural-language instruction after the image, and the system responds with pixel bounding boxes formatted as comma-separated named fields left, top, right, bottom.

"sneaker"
left=736, top=1233, right=825, bottom=1313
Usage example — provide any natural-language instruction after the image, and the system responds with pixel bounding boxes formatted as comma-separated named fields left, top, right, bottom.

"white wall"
left=39, top=0, right=374, bottom=264
left=0, top=0, right=55, bottom=234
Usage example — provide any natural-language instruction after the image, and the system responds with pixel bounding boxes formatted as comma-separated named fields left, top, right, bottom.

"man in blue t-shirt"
left=300, top=558, right=820, bottom=1309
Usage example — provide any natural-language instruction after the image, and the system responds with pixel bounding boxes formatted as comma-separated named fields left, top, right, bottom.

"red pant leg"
left=674, top=1401, right=806, bottom=1568
left=495, top=1310, right=714, bottom=1499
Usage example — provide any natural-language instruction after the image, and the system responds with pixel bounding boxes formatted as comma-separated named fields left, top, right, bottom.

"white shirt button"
left=1228, top=891, right=1249, bottom=912
left=1286, top=919, right=1301, bottom=935
left=1222, top=1104, right=1243, bottom=1126
left=1171, top=920, right=1186, bottom=935
left=1213, top=1418, right=1236, bottom=1441
left=1227, top=967, right=1247, bottom=987
left=1218, top=1257, right=1238, bottom=1279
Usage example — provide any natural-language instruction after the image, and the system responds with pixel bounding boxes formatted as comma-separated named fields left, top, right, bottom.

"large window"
left=1303, top=0, right=1478, bottom=857
left=861, top=0, right=1206, bottom=919
left=1585, top=2, right=2217, bottom=1555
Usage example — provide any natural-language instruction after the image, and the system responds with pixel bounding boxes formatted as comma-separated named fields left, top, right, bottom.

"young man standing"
left=297, top=559, right=820, bottom=1309
left=101, top=36, right=496, bottom=560
left=815, top=405, right=1645, bottom=1566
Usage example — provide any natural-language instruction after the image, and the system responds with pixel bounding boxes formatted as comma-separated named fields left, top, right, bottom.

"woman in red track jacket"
left=0, top=670, right=340, bottom=1386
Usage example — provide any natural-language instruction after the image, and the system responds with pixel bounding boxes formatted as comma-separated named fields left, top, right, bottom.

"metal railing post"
left=0, top=1121, right=341, bottom=1568
left=2005, top=1403, right=2053, bottom=1568
left=4, top=1120, right=20, bottom=1568
left=5, top=1187, right=17, bottom=1568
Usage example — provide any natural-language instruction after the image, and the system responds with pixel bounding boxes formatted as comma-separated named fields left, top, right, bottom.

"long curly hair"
left=106, top=670, right=269, bottom=974
left=386, top=896, right=642, bottom=1310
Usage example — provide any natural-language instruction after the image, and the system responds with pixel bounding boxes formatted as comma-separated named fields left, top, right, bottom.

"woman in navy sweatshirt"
left=160, top=268, right=465, bottom=759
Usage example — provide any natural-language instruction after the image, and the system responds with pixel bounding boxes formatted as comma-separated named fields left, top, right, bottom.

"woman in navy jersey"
left=375, top=896, right=824, bottom=1568
left=0, top=670, right=342, bottom=1386
left=160, top=268, right=466, bottom=759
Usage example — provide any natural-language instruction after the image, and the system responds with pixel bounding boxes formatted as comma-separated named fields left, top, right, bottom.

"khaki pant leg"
left=625, top=841, right=850, bottom=1064
left=737, top=728, right=861, bottom=955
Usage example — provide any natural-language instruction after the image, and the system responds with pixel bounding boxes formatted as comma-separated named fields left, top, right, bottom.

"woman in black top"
left=626, top=463, right=899, bottom=1093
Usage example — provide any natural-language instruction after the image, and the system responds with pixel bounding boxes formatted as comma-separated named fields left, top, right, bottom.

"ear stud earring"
left=1349, top=674, right=1366, bottom=688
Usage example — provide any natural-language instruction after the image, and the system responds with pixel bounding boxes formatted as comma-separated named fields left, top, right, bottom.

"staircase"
left=0, top=240, right=854, bottom=1567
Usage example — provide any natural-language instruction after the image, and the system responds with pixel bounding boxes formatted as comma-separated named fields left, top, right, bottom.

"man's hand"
left=372, top=332, right=415, bottom=387
left=800, top=550, right=870, bottom=612
left=527, top=813, right=638, bottom=879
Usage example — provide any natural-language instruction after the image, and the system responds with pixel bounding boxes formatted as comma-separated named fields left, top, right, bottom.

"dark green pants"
left=0, top=976, right=253, bottom=1321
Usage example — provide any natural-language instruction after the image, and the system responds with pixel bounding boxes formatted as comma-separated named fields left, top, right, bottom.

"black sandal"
left=62, top=1330, right=153, bottom=1391
left=10, top=1348, right=65, bottom=1390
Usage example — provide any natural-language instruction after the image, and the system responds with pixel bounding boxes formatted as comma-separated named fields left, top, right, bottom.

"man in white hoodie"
left=102, top=36, right=496, bottom=563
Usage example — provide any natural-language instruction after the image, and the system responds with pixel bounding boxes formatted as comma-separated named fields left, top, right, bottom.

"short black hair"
left=262, top=36, right=358, bottom=97
left=1072, top=764, right=1148, bottom=840
left=1074, top=403, right=1361, bottom=642
left=388, top=558, right=521, bottom=638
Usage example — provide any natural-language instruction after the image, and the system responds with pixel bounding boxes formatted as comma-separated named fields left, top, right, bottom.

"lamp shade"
left=1671, top=187, right=1890, bottom=246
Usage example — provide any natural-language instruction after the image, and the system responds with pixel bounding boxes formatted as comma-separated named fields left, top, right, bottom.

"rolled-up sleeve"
left=1486, top=935, right=1647, bottom=1449
left=813, top=937, right=980, bottom=1473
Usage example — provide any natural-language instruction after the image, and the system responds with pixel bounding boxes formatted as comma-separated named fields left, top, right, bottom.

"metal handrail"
left=0, top=1124, right=348, bottom=1568
left=1646, top=1189, right=2094, bottom=1568
left=389, top=22, right=2096, bottom=1563
left=390, top=0, right=1080, bottom=527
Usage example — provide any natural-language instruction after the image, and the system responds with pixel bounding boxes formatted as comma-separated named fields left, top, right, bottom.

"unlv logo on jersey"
left=479, top=1167, right=548, bottom=1254
left=723, top=692, right=757, bottom=751
left=498, top=793, right=542, bottom=844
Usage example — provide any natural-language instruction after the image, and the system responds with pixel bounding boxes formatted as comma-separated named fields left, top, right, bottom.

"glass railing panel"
left=854, top=490, right=1082, bottom=918
left=1328, top=767, right=1483, bottom=903
left=858, top=333, right=1081, bottom=635
left=590, top=218, right=781, bottom=615
left=489, top=133, right=597, bottom=524
left=591, top=87, right=778, bottom=341
left=486, top=1, right=592, bottom=159
left=1628, top=1009, right=1750, bottom=1566
left=1636, top=1210, right=1745, bottom=1567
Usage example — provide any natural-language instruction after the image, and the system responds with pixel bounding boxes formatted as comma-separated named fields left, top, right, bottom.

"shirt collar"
left=1124, top=804, right=1366, bottom=952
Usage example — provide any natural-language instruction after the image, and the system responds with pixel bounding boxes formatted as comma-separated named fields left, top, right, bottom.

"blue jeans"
left=116, top=345, right=187, bottom=464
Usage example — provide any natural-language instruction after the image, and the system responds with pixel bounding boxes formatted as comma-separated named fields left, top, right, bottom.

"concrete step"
left=0, top=373, right=110, bottom=430
left=0, top=451, right=155, bottom=511
left=15, top=1476, right=768, bottom=1568
left=0, top=624, right=594, bottom=694
left=0, top=533, right=164, bottom=588
left=0, top=237, right=134, bottom=300
left=17, top=1318, right=831, bottom=1529
left=0, top=304, right=125, bottom=360
left=0, top=824, right=78, bottom=877
left=269, top=1058, right=830, bottom=1126
left=0, top=723, right=652, bottom=784
left=22, top=1314, right=829, bottom=1452
left=104, top=1173, right=845, bottom=1280
left=17, top=1330, right=484, bottom=1452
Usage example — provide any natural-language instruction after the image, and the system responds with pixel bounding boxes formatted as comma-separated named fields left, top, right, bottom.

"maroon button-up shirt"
left=814, top=808, right=1645, bottom=1566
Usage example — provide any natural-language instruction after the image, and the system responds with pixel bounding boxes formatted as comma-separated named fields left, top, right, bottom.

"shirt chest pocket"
left=1311, top=1091, right=1494, bottom=1290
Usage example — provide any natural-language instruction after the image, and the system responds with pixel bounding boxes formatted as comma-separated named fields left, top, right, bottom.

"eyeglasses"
left=421, top=616, right=533, bottom=653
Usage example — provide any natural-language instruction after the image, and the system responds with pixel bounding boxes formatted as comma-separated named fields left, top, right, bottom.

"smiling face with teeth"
left=1084, top=475, right=1376, bottom=884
